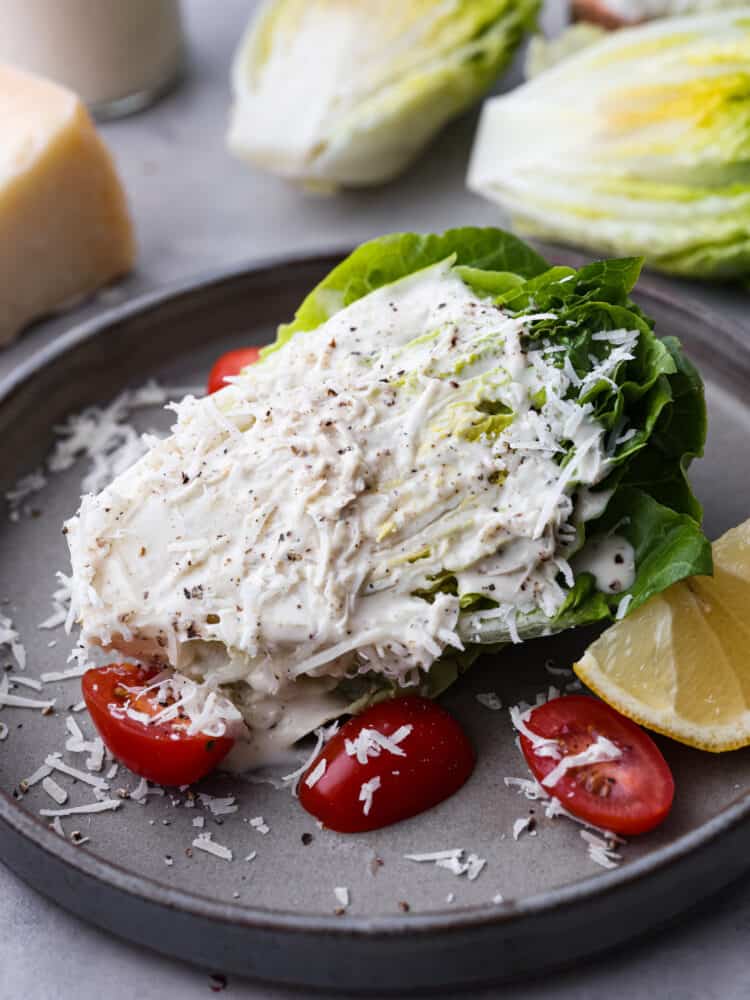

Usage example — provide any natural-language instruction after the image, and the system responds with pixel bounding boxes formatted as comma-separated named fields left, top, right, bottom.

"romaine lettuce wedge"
left=468, top=12, right=750, bottom=279
left=228, top=0, right=540, bottom=190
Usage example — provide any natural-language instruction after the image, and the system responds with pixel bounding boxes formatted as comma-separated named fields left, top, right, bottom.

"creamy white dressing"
left=572, top=534, right=636, bottom=594
left=66, top=261, right=637, bottom=754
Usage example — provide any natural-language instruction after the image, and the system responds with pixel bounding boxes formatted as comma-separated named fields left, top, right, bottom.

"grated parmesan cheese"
left=0, top=690, right=55, bottom=710
left=475, top=692, right=502, bottom=711
left=512, top=816, right=535, bottom=840
left=5, top=469, right=47, bottom=521
left=130, top=778, right=165, bottom=804
left=303, top=758, right=326, bottom=789
left=41, top=776, right=68, bottom=805
left=192, top=832, right=233, bottom=861
left=198, top=793, right=238, bottom=817
left=21, top=763, right=53, bottom=789
left=616, top=594, right=633, bottom=620
left=44, top=754, right=108, bottom=790
left=334, top=886, right=350, bottom=908
left=504, top=776, right=548, bottom=801
left=344, top=725, right=412, bottom=765
left=580, top=829, right=622, bottom=870
left=541, top=735, right=621, bottom=789
left=405, top=848, right=487, bottom=880
left=509, top=704, right=560, bottom=759
left=40, top=799, right=121, bottom=817
left=405, top=849, right=463, bottom=863
left=40, top=664, right=87, bottom=683
left=0, top=615, right=26, bottom=670
left=280, top=721, right=338, bottom=794
left=38, top=574, right=74, bottom=631
left=10, top=676, right=42, bottom=692
left=358, top=776, right=381, bottom=816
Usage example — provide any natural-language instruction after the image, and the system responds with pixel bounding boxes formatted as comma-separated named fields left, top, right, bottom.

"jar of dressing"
left=0, top=0, right=184, bottom=119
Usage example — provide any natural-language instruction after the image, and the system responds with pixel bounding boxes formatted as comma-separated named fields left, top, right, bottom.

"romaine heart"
left=298, top=697, right=475, bottom=833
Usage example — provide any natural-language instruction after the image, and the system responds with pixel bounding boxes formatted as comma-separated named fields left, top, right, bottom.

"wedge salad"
left=65, top=228, right=711, bottom=827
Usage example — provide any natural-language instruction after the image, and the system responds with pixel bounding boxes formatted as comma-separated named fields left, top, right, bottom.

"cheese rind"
left=0, top=64, right=135, bottom=344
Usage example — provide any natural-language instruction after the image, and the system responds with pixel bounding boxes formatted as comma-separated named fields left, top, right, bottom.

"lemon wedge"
left=574, top=519, right=750, bottom=752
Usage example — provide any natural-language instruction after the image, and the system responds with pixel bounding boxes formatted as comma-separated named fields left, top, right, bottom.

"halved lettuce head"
left=468, top=12, right=750, bottom=279
left=227, top=0, right=540, bottom=190
left=269, top=227, right=710, bottom=704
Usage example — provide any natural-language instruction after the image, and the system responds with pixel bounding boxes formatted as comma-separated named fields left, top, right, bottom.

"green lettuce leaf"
left=267, top=227, right=548, bottom=355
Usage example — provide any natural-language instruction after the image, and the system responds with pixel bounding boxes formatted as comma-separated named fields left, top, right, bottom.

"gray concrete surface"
left=0, top=1, right=748, bottom=996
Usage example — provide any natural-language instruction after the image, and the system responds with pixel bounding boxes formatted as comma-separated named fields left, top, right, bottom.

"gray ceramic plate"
left=0, top=253, right=748, bottom=993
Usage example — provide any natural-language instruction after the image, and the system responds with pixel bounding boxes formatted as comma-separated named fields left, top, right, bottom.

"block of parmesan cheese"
left=0, top=63, right=135, bottom=345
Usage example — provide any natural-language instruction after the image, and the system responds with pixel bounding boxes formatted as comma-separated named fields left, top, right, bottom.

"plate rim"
left=1, top=248, right=748, bottom=943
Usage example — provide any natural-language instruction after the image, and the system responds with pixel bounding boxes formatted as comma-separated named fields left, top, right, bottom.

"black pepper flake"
left=614, top=554, right=624, bottom=565
left=181, top=472, right=189, bottom=485
left=398, top=901, right=411, bottom=913
left=301, top=832, right=313, bottom=846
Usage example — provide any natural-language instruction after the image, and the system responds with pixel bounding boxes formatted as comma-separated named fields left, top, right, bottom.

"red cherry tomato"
left=82, top=663, right=234, bottom=786
left=207, top=346, right=262, bottom=394
left=519, top=695, right=674, bottom=836
left=299, top=696, right=475, bottom=833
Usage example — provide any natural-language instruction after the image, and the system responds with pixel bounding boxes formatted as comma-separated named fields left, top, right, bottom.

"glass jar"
left=0, top=0, right=184, bottom=119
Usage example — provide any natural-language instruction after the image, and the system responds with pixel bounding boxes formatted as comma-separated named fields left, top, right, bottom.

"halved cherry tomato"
left=519, top=695, right=674, bottom=835
left=207, top=346, right=262, bottom=394
left=82, top=663, right=234, bottom=786
left=299, top=697, right=475, bottom=833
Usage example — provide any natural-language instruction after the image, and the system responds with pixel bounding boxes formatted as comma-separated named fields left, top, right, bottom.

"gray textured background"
left=1, top=2, right=748, bottom=996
